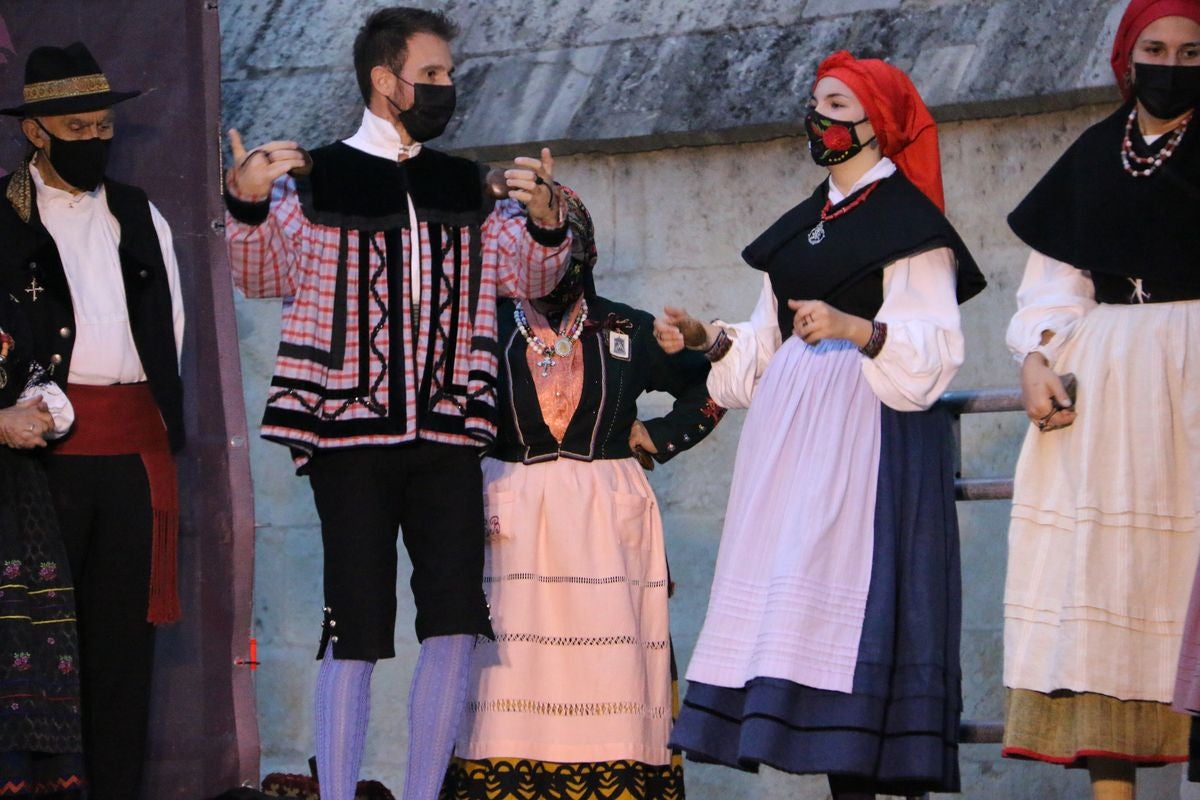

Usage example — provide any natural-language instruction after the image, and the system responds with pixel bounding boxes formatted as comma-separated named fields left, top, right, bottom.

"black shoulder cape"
left=295, top=142, right=495, bottom=231
left=742, top=171, right=985, bottom=338
left=1008, top=101, right=1200, bottom=299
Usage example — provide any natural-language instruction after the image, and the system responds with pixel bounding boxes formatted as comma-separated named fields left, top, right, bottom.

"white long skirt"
left=1004, top=300, right=1200, bottom=702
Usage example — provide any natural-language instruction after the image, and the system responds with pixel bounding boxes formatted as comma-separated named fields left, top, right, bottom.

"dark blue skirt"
left=670, top=406, right=963, bottom=795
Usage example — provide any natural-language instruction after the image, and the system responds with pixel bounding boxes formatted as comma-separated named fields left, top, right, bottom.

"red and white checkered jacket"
left=224, top=144, right=570, bottom=468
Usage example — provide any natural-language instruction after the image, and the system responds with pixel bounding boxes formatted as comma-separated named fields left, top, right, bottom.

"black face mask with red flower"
left=805, top=107, right=876, bottom=167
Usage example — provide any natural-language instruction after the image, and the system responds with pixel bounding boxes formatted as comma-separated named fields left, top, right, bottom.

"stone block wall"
left=221, top=0, right=1127, bottom=157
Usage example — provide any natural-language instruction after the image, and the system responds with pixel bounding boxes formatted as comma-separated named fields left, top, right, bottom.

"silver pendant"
left=553, top=336, right=574, bottom=357
left=807, top=221, right=826, bottom=245
left=536, top=353, right=556, bottom=377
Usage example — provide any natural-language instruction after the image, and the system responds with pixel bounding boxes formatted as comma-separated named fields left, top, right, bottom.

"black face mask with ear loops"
left=34, top=119, right=111, bottom=192
left=386, top=75, right=457, bottom=143
left=1132, top=63, right=1200, bottom=120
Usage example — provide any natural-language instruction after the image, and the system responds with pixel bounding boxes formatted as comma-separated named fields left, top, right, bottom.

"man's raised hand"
left=226, top=128, right=307, bottom=201
left=505, top=147, right=559, bottom=228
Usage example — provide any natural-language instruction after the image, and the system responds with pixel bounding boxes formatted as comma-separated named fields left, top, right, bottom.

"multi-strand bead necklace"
left=514, top=299, right=589, bottom=377
left=1121, top=106, right=1191, bottom=178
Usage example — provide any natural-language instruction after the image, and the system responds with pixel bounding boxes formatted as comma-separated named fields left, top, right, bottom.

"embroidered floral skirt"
left=0, top=448, right=84, bottom=795
left=448, top=455, right=677, bottom=794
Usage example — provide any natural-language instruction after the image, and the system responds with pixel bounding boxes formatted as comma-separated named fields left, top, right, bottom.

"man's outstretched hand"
left=226, top=128, right=307, bottom=201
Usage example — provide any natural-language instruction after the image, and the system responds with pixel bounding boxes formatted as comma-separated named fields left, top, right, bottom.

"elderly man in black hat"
left=0, top=42, right=185, bottom=798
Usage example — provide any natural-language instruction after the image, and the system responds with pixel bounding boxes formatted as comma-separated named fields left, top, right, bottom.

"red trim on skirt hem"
left=1002, top=746, right=1188, bottom=766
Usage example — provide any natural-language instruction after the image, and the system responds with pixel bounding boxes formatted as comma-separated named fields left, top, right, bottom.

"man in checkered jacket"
left=222, top=8, right=581, bottom=800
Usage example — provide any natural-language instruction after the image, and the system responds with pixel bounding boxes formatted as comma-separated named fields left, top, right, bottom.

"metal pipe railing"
left=906, top=388, right=1024, bottom=800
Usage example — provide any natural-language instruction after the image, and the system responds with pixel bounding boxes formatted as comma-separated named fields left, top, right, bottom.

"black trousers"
left=43, top=454, right=156, bottom=800
left=306, top=441, right=493, bottom=661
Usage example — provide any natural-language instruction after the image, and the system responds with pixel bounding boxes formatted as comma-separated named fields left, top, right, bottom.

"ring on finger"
left=534, top=175, right=546, bottom=186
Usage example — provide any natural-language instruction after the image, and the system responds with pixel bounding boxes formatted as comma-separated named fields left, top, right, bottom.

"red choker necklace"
left=807, top=180, right=881, bottom=245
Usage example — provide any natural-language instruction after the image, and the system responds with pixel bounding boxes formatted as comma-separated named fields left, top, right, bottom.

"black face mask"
left=387, top=76, right=456, bottom=142
left=35, top=121, right=110, bottom=191
left=804, top=107, right=875, bottom=167
left=1132, top=63, right=1200, bottom=120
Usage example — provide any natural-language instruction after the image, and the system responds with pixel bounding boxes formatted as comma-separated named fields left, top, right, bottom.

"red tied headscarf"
left=1111, top=0, right=1200, bottom=97
left=815, top=50, right=945, bottom=211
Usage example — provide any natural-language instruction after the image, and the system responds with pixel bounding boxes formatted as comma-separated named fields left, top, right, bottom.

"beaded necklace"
left=514, top=298, right=588, bottom=377
left=1121, top=106, right=1191, bottom=178
left=807, top=180, right=881, bottom=245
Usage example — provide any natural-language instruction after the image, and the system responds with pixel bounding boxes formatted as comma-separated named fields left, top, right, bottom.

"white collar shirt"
left=31, top=161, right=184, bottom=385
left=826, top=156, right=897, bottom=205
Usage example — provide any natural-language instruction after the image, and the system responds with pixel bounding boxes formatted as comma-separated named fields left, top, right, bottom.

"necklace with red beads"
left=514, top=298, right=588, bottom=377
left=1121, top=106, right=1191, bottom=178
left=807, top=180, right=881, bottom=245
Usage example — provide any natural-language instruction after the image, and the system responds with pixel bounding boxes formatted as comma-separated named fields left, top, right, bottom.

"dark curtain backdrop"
left=0, top=2, right=258, bottom=796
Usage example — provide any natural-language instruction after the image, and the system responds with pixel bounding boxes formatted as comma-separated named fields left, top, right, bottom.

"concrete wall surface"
left=221, top=1, right=1188, bottom=797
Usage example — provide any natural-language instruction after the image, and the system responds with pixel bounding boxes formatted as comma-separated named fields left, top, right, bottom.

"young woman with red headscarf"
left=1001, top=2, right=1200, bottom=797
left=653, top=52, right=985, bottom=798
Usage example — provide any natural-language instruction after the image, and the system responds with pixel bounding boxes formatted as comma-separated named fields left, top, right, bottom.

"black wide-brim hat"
left=1, top=42, right=140, bottom=117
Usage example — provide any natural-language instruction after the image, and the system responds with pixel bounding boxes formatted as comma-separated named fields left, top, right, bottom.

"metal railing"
left=909, top=387, right=1024, bottom=799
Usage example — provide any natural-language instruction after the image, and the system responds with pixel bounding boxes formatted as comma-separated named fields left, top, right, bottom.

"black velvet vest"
left=0, top=175, right=184, bottom=451
left=741, top=171, right=985, bottom=339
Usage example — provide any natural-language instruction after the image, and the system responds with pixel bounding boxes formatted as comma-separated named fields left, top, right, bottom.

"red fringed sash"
left=53, top=383, right=180, bottom=625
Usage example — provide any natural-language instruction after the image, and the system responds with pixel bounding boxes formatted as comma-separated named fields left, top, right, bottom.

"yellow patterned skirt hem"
left=1002, top=688, right=1189, bottom=767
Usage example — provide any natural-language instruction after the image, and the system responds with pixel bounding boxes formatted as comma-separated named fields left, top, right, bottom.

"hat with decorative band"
left=1, top=41, right=140, bottom=117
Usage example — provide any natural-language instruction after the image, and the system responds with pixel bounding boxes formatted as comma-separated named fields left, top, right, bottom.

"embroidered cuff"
left=858, top=320, right=888, bottom=359
left=526, top=214, right=569, bottom=248
left=704, top=328, right=733, bottom=363
left=224, top=190, right=270, bottom=226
